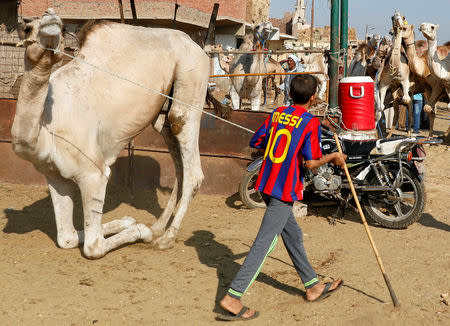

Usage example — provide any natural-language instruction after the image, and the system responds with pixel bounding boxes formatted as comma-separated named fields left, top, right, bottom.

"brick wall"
left=20, top=0, right=247, bottom=22
left=270, top=12, right=294, bottom=35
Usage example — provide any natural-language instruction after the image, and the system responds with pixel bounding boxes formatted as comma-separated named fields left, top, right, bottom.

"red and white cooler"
left=338, top=76, right=375, bottom=131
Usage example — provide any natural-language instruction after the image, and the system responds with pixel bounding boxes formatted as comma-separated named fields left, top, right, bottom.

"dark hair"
left=289, top=74, right=318, bottom=104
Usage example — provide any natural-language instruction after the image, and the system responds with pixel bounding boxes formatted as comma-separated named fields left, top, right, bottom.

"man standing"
left=279, top=54, right=306, bottom=105
left=217, top=74, right=346, bottom=321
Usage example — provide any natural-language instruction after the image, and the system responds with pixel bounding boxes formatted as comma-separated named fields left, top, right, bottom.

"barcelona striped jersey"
left=249, top=105, right=322, bottom=202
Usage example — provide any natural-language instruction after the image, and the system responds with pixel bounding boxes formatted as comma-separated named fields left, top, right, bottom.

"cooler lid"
left=339, top=76, right=374, bottom=83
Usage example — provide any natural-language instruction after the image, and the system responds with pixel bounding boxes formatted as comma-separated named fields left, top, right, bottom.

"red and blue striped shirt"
left=250, top=105, right=322, bottom=202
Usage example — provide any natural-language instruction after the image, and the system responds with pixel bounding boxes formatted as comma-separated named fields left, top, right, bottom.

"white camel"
left=420, top=23, right=450, bottom=137
left=11, top=9, right=209, bottom=258
left=229, top=21, right=273, bottom=111
left=298, top=52, right=328, bottom=100
left=420, top=23, right=450, bottom=104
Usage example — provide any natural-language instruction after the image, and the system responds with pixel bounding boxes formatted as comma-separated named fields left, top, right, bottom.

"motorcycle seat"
left=342, top=137, right=413, bottom=156
left=342, top=139, right=379, bottom=155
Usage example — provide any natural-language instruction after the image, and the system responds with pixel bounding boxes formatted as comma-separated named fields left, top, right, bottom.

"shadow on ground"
left=2, top=156, right=171, bottom=245
left=185, top=230, right=304, bottom=313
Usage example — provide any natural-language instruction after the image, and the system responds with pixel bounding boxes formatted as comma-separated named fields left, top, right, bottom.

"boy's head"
left=289, top=74, right=318, bottom=105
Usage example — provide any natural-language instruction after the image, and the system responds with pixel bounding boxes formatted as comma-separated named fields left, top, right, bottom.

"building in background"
left=1, top=0, right=267, bottom=99
left=270, top=0, right=358, bottom=50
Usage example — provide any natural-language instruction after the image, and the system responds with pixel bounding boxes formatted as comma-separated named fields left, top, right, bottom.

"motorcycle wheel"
left=362, top=167, right=426, bottom=229
left=239, top=169, right=266, bottom=209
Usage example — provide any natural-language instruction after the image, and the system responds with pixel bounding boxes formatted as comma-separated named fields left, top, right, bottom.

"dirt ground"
left=0, top=112, right=449, bottom=326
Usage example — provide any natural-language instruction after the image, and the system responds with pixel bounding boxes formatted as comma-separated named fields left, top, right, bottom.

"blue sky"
left=269, top=0, right=450, bottom=42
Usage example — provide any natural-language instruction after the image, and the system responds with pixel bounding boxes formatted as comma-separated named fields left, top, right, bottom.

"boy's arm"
left=305, top=152, right=347, bottom=170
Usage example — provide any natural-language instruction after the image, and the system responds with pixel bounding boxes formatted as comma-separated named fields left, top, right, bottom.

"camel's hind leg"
left=77, top=169, right=152, bottom=259
left=149, top=122, right=181, bottom=239
left=152, top=73, right=207, bottom=250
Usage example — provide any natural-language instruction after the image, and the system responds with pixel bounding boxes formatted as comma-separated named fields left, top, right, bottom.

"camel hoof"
left=136, top=223, right=153, bottom=243
left=58, top=234, right=79, bottom=249
left=153, top=236, right=175, bottom=250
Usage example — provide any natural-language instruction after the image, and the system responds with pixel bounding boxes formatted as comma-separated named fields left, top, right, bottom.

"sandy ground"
left=0, top=112, right=449, bottom=326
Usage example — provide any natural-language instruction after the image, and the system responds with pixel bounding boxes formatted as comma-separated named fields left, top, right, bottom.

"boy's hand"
left=331, top=153, right=347, bottom=168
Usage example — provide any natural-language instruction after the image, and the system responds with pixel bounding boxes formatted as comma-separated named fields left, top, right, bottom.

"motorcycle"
left=239, top=125, right=442, bottom=229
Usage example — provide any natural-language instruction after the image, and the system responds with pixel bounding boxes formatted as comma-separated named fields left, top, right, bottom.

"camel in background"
left=348, top=34, right=381, bottom=77
left=229, top=21, right=274, bottom=111
left=401, top=23, right=446, bottom=136
left=420, top=22, right=450, bottom=137
left=378, top=11, right=413, bottom=137
left=298, top=52, right=328, bottom=100
left=262, top=57, right=285, bottom=106
left=12, top=9, right=210, bottom=258
left=208, top=44, right=235, bottom=74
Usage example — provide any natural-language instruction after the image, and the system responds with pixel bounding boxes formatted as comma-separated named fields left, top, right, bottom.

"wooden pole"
left=173, top=2, right=180, bottom=29
left=204, top=3, right=219, bottom=47
left=310, top=0, right=315, bottom=50
left=118, top=0, right=125, bottom=23
left=333, top=133, right=400, bottom=307
left=130, top=0, right=138, bottom=25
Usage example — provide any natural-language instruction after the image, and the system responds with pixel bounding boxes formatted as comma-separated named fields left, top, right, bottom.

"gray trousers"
left=227, top=195, right=318, bottom=299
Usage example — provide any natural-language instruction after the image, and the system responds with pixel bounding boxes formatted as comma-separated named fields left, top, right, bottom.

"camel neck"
left=390, top=33, right=402, bottom=69
left=427, top=38, right=448, bottom=82
left=11, top=59, right=52, bottom=153
left=404, top=34, right=426, bottom=76
left=427, top=38, right=437, bottom=54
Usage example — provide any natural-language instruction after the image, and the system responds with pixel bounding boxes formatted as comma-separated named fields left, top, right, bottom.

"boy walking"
left=218, top=74, right=347, bottom=321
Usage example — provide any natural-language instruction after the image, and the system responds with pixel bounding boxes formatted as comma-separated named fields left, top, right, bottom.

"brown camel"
left=401, top=23, right=446, bottom=136
left=419, top=23, right=450, bottom=137
left=378, top=12, right=413, bottom=137
left=348, top=34, right=381, bottom=77
left=262, top=57, right=285, bottom=106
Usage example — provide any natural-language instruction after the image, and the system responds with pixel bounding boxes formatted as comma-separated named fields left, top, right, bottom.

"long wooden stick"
left=333, top=133, right=400, bottom=307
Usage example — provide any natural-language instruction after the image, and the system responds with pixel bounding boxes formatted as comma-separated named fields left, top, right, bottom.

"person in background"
left=412, top=93, right=424, bottom=135
left=279, top=54, right=306, bottom=105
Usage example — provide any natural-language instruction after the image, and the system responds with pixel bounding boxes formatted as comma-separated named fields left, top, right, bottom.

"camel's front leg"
left=379, top=83, right=394, bottom=136
left=78, top=171, right=152, bottom=259
left=250, top=80, right=262, bottom=111
left=47, top=175, right=79, bottom=249
left=387, top=99, right=401, bottom=138
left=406, top=100, right=414, bottom=136
left=424, top=84, right=444, bottom=137
left=427, top=111, right=436, bottom=137
left=230, top=85, right=241, bottom=110
left=317, top=76, right=328, bottom=101
left=400, top=80, right=411, bottom=105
